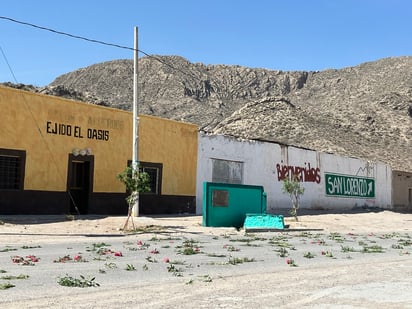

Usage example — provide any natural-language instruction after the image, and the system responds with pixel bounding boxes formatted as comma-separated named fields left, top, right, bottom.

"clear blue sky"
left=1, top=0, right=411, bottom=86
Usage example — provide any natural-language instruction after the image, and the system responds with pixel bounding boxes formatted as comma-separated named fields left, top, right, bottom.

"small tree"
left=117, top=166, right=150, bottom=230
left=282, top=175, right=305, bottom=222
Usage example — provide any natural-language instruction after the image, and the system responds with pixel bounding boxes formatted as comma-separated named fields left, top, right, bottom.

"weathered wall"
left=196, top=133, right=393, bottom=214
left=392, top=171, right=412, bottom=209
left=0, top=86, right=198, bottom=214
left=139, top=114, right=198, bottom=196
left=0, top=85, right=131, bottom=193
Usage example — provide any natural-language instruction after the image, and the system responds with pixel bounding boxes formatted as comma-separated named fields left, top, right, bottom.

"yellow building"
left=0, top=85, right=198, bottom=215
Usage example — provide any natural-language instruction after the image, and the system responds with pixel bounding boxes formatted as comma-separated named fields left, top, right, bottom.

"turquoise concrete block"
left=243, top=214, right=285, bottom=229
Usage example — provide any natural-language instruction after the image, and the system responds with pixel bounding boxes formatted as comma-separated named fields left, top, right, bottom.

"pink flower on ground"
left=11, top=256, right=23, bottom=263
left=114, top=251, right=123, bottom=257
left=149, top=249, right=159, bottom=254
left=137, top=240, right=143, bottom=246
left=26, top=255, right=39, bottom=262
left=163, top=257, right=170, bottom=263
left=74, top=255, right=82, bottom=262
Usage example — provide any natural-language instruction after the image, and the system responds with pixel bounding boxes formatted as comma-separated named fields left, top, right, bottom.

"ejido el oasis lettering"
left=46, top=121, right=109, bottom=141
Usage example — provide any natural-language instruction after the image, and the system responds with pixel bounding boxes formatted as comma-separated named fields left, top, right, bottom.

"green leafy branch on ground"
left=58, top=275, right=100, bottom=288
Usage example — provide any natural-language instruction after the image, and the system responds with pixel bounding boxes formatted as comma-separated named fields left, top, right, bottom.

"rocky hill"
left=4, top=56, right=411, bottom=172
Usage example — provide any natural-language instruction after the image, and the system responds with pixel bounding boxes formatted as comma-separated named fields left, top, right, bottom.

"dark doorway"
left=67, top=154, right=94, bottom=214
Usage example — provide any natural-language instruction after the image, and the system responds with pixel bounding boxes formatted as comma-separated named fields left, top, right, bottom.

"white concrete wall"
left=196, top=133, right=392, bottom=214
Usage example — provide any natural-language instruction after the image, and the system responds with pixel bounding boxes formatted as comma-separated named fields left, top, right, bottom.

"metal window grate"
left=0, top=155, right=21, bottom=189
left=129, top=160, right=162, bottom=195
left=142, top=167, right=159, bottom=194
left=212, top=189, right=229, bottom=207
left=212, top=159, right=243, bottom=184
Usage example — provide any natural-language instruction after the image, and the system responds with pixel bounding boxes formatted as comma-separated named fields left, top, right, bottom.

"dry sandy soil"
left=1, top=210, right=412, bottom=308
left=2, top=209, right=411, bottom=236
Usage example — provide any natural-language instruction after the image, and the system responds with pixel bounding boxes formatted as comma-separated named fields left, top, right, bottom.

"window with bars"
left=0, top=149, right=26, bottom=190
left=140, top=162, right=162, bottom=195
left=127, top=161, right=162, bottom=195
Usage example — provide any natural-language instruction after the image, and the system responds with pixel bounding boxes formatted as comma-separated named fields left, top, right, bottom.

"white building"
left=196, top=133, right=393, bottom=215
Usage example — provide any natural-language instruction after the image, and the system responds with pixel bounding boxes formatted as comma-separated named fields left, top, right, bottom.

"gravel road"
left=0, top=212, right=411, bottom=308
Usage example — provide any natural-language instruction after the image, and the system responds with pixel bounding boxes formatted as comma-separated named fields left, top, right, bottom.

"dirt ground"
left=1, top=209, right=411, bottom=236
left=1, top=210, right=412, bottom=308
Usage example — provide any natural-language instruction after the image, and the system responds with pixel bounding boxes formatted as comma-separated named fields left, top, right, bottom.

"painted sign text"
left=276, top=162, right=321, bottom=183
left=325, top=173, right=375, bottom=198
left=46, top=121, right=109, bottom=141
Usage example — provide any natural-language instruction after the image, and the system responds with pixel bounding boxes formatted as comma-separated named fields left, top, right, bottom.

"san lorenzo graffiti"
left=325, top=173, right=375, bottom=198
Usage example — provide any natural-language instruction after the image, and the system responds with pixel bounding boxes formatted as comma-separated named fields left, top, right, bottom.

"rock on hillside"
left=49, top=56, right=412, bottom=172
left=50, top=56, right=308, bottom=128
left=5, top=55, right=410, bottom=172
left=211, top=57, right=412, bottom=172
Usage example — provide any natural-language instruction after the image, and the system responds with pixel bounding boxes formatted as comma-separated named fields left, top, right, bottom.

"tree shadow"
left=271, top=206, right=412, bottom=218
left=0, top=214, right=110, bottom=225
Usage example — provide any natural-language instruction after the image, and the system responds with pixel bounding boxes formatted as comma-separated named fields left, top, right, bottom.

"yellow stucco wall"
left=0, top=86, right=198, bottom=196
left=0, top=86, right=131, bottom=193
left=139, top=114, right=198, bottom=196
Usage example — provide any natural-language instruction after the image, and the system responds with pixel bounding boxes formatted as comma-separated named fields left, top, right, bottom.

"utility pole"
left=132, top=26, right=139, bottom=217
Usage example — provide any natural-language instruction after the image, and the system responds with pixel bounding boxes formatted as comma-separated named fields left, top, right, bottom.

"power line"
left=0, top=16, right=208, bottom=215
left=0, top=16, right=209, bottom=218
left=0, top=16, right=135, bottom=52
left=0, top=43, right=70, bottom=202
left=0, top=16, right=205, bottom=83
left=0, top=45, right=18, bottom=83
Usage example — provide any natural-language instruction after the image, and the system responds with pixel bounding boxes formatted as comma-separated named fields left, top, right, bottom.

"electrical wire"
left=0, top=16, right=205, bottom=83
left=0, top=45, right=18, bottom=83
left=0, top=15, right=208, bottom=215
left=0, top=62, right=70, bottom=213
left=0, top=16, right=135, bottom=51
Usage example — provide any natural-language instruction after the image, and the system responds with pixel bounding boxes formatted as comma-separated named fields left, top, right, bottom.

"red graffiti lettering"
left=276, top=162, right=321, bottom=183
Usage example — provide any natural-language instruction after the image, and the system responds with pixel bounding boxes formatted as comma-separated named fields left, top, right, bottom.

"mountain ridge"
left=2, top=55, right=411, bottom=172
